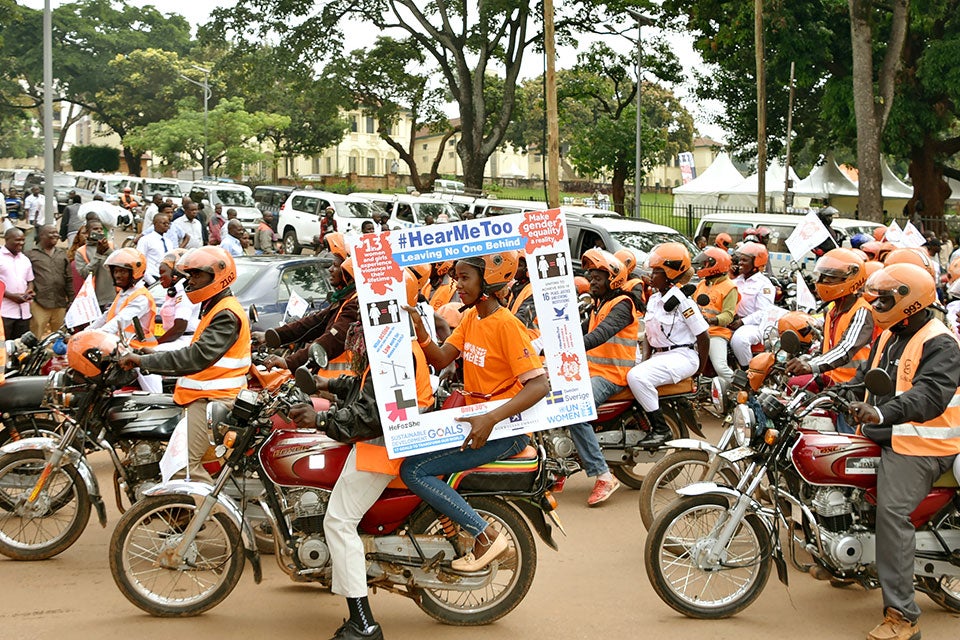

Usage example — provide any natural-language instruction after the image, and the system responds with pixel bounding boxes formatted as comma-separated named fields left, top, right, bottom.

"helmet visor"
left=863, top=269, right=909, bottom=303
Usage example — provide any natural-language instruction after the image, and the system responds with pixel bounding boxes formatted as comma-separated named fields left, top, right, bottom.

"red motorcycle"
left=644, top=342, right=960, bottom=619
left=109, top=376, right=561, bottom=624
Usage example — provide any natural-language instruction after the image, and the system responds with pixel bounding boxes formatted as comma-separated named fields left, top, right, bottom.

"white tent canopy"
left=719, top=158, right=805, bottom=211
left=881, top=159, right=913, bottom=199
left=793, top=157, right=859, bottom=198
left=672, top=152, right=745, bottom=212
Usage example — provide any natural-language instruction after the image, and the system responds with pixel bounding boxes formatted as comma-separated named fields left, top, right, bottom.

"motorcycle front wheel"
left=612, top=410, right=686, bottom=489
left=408, top=495, right=537, bottom=626
left=0, top=414, right=64, bottom=447
left=919, top=509, right=960, bottom=613
left=639, top=450, right=740, bottom=530
left=644, top=494, right=771, bottom=619
left=0, top=450, right=91, bottom=560
left=109, top=494, right=244, bottom=617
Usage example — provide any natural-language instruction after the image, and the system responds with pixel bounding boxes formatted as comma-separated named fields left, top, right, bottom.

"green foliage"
left=70, top=145, right=120, bottom=172
left=0, top=114, right=42, bottom=158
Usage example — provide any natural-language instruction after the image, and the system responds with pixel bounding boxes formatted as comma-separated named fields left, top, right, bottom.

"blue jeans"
left=400, top=434, right=529, bottom=538
left=567, top=376, right=619, bottom=477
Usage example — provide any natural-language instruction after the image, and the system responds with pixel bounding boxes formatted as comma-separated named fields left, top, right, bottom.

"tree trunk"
left=459, top=143, right=487, bottom=192
left=907, top=137, right=949, bottom=234
left=611, top=165, right=627, bottom=215
left=122, top=147, right=143, bottom=176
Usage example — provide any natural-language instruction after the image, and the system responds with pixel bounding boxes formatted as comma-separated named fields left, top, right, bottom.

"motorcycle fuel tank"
left=259, top=430, right=351, bottom=489
left=107, top=394, right=183, bottom=441
left=791, top=431, right=882, bottom=489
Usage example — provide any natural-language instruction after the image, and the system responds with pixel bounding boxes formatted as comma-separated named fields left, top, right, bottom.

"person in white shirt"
left=135, top=213, right=172, bottom=285
left=142, top=193, right=163, bottom=232
left=729, top=243, right=777, bottom=366
left=170, top=201, right=203, bottom=249
left=219, top=219, right=245, bottom=257
left=626, top=243, right=709, bottom=448
left=23, top=186, right=44, bottom=238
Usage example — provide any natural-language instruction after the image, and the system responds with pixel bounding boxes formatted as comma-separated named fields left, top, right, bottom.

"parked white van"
left=188, top=181, right=260, bottom=233
left=694, top=212, right=884, bottom=273
left=73, top=172, right=129, bottom=205
left=351, top=192, right=460, bottom=228
left=277, top=190, right=386, bottom=254
left=122, top=177, right=183, bottom=208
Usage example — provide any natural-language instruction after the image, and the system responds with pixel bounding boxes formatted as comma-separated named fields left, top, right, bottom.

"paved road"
left=3, top=420, right=959, bottom=640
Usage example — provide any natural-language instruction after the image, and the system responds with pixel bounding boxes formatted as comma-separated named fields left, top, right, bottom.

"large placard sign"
left=351, top=209, right=596, bottom=459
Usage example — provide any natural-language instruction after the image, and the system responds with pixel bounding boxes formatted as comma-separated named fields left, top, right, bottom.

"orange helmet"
left=812, top=249, right=866, bottom=301
left=582, top=248, right=627, bottom=289
left=693, top=247, right=732, bottom=278
left=407, top=264, right=431, bottom=291
left=176, top=246, right=237, bottom=304
left=573, top=275, right=590, bottom=295
left=160, top=248, right=187, bottom=272
left=104, top=247, right=147, bottom=281
left=860, top=240, right=894, bottom=262
left=883, top=248, right=937, bottom=281
left=777, top=311, right=817, bottom=347
left=747, top=351, right=775, bottom=392
left=437, top=301, right=463, bottom=328
left=402, top=268, right=420, bottom=306
left=457, top=251, right=518, bottom=293
left=873, top=226, right=887, bottom=241
left=67, top=330, right=120, bottom=379
left=435, top=260, right=454, bottom=277
left=322, top=232, right=350, bottom=260
left=715, top=233, right=733, bottom=250
left=851, top=248, right=869, bottom=261
left=648, top=243, right=692, bottom=282
left=863, top=260, right=883, bottom=279
left=341, top=256, right=355, bottom=283
left=863, top=263, right=937, bottom=329
left=948, top=256, right=960, bottom=283
left=735, top=242, right=768, bottom=269
left=614, top=249, right=637, bottom=274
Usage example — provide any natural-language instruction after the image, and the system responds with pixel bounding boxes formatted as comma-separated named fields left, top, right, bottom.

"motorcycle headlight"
left=43, top=370, right=70, bottom=407
left=732, top=404, right=756, bottom=446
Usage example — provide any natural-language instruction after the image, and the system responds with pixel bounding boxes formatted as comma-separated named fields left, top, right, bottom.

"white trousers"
left=324, top=447, right=394, bottom=598
left=708, top=336, right=735, bottom=384
left=626, top=349, right=699, bottom=412
left=731, top=325, right=763, bottom=367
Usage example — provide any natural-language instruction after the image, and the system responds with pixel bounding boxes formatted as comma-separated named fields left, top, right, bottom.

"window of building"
left=366, top=157, right=376, bottom=175
left=422, top=144, right=428, bottom=150
left=312, top=157, right=320, bottom=174
left=348, top=156, right=357, bottom=173
left=350, top=117, right=358, bottom=133
left=326, top=157, right=332, bottom=174
left=366, top=117, right=375, bottom=134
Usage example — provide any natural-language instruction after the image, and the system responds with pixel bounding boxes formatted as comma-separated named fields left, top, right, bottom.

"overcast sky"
left=23, top=0, right=724, bottom=141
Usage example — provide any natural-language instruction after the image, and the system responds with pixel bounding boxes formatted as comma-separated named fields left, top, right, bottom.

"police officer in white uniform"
left=626, top=243, right=709, bottom=447
left=729, top=242, right=777, bottom=366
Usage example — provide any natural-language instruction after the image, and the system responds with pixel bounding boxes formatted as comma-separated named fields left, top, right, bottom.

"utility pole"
left=543, top=0, right=560, bottom=208
left=42, top=0, right=54, bottom=225
left=626, top=9, right=655, bottom=219
left=783, top=62, right=796, bottom=211
left=181, top=65, right=211, bottom=178
left=755, top=0, right=767, bottom=213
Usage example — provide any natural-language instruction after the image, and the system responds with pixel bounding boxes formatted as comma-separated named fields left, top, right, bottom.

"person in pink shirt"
left=0, top=227, right=35, bottom=339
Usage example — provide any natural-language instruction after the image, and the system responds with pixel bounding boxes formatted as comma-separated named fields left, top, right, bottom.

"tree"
left=211, top=0, right=669, bottom=190
left=0, top=113, right=43, bottom=158
left=127, top=97, right=290, bottom=178
left=329, top=36, right=457, bottom=192
left=70, top=145, right=120, bottom=172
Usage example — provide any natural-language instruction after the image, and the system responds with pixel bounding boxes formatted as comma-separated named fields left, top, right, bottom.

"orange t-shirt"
left=446, top=306, right=545, bottom=404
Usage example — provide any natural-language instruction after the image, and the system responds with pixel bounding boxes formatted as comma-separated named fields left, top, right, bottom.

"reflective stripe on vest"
left=871, top=319, right=960, bottom=457
left=173, top=296, right=252, bottom=405
left=586, top=294, right=639, bottom=386
left=823, top=297, right=876, bottom=384
left=694, top=277, right=738, bottom=341
left=313, top=292, right=358, bottom=379
left=105, top=285, right=158, bottom=348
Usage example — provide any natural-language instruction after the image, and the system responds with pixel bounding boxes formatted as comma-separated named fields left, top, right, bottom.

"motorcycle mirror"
left=864, top=368, right=894, bottom=397
left=19, top=331, right=38, bottom=348
left=248, top=304, right=260, bottom=324
left=730, top=369, right=749, bottom=391
left=264, top=328, right=282, bottom=349
left=780, top=330, right=802, bottom=356
left=695, top=293, right=710, bottom=307
left=132, top=316, right=146, bottom=343
left=294, top=366, right=318, bottom=395
left=309, top=343, right=329, bottom=369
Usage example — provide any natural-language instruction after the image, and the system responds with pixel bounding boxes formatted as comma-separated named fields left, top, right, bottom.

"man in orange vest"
left=88, top=247, right=157, bottom=350
left=575, top=248, right=642, bottom=506
left=692, top=247, right=739, bottom=385
left=786, top=248, right=876, bottom=433
left=849, top=263, right=960, bottom=640
left=119, top=247, right=251, bottom=484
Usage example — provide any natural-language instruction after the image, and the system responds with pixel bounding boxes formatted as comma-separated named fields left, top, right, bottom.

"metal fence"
left=627, top=201, right=767, bottom=238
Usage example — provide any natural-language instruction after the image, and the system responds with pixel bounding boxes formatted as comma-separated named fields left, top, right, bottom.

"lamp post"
left=42, top=0, right=54, bottom=224
left=625, top=9, right=655, bottom=219
left=180, top=65, right=211, bottom=178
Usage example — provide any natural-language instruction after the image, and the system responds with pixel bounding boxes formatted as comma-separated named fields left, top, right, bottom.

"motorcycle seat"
left=657, top=378, right=695, bottom=397
left=0, top=376, right=48, bottom=411
left=452, top=445, right=540, bottom=493
left=933, top=469, right=959, bottom=488
left=607, top=388, right=635, bottom=402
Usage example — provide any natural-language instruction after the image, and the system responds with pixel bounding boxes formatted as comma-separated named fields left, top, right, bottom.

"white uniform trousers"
left=731, top=325, right=763, bottom=367
left=324, top=447, right=395, bottom=598
left=626, top=348, right=699, bottom=412
left=708, top=336, right=735, bottom=384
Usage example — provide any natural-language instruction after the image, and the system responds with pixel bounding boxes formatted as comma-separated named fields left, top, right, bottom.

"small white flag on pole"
left=284, top=291, right=309, bottom=319
left=64, top=275, right=102, bottom=328
left=900, top=221, right=927, bottom=249
left=159, top=416, right=190, bottom=484
left=796, top=272, right=817, bottom=312
left=884, top=220, right=902, bottom=245
left=786, top=211, right=831, bottom=260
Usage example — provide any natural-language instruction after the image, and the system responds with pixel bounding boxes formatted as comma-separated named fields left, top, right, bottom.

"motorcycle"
left=4, top=328, right=69, bottom=379
left=643, top=331, right=960, bottom=619
left=108, top=371, right=562, bottom=624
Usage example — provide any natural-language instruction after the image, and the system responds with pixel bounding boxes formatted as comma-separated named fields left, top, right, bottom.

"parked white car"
left=277, top=189, right=386, bottom=254
left=188, top=181, right=260, bottom=233
left=351, top=192, right=460, bottom=228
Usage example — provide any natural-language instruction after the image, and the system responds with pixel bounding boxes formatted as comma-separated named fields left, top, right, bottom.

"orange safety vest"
left=509, top=282, right=532, bottom=315
left=315, top=292, right=358, bottom=380
left=823, top=297, right=877, bottom=384
left=105, top=284, right=158, bottom=348
left=694, top=276, right=738, bottom=341
left=586, top=294, right=639, bottom=386
left=871, top=318, right=960, bottom=457
left=173, top=296, right=252, bottom=405
left=423, top=279, right=457, bottom=311
left=412, top=340, right=433, bottom=410
left=119, top=194, right=137, bottom=210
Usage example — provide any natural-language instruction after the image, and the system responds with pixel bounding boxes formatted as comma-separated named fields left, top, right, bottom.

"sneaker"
left=552, top=475, right=567, bottom=493
left=330, top=619, right=384, bottom=640
left=866, top=608, right=920, bottom=640
left=587, top=477, right=620, bottom=506
left=450, top=533, right=509, bottom=572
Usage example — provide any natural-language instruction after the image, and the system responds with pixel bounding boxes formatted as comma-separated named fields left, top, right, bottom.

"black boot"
left=642, top=409, right=673, bottom=449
